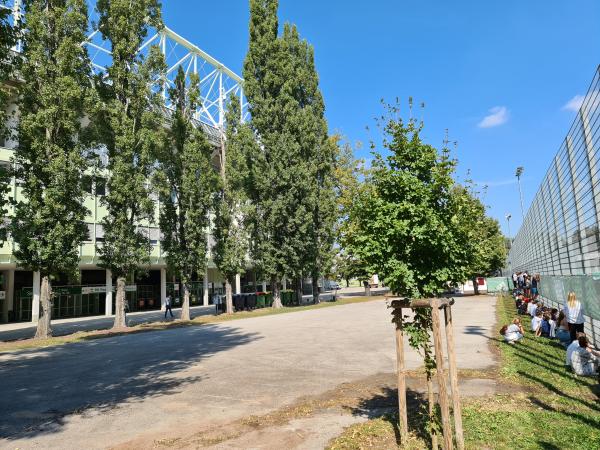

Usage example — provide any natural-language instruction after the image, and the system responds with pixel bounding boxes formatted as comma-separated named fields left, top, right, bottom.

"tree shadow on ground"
left=0, top=306, right=214, bottom=342
left=0, top=323, right=261, bottom=441
left=347, top=385, right=433, bottom=447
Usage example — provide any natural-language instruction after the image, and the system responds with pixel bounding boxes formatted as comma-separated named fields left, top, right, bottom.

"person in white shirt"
left=570, top=335, right=600, bottom=377
left=501, top=318, right=524, bottom=344
left=529, top=301, right=538, bottom=318
left=531, top=310, right=542, bottom=333
left=563, top=292, right=585, bottom=342
left=565, top=332, right=586, bottom=366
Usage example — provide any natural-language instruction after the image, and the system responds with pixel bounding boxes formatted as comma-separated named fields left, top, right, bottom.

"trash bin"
left=247, top=293, right=257, bottom=309
left=256, top=292, right=266, bottom=308
left=265, top=292, right=273, bottom=307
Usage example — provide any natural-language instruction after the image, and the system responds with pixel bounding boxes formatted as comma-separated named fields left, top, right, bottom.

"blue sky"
left=160, top=0, right=600, bottom=236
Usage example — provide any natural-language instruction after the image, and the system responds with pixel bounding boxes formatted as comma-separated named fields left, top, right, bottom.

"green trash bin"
left=257, top=293, right=266, bottom=308
left=266, top=292, right=273, bottom=307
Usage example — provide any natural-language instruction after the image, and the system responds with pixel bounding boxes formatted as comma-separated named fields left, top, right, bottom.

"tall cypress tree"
left=244, top=2, right=333, bottom=306
left=0, top=0, right=17, bottom=245
left=212, top=95, right=253, bottom=314
left=155, top=67, right=216, bottom=321
left=280, top=24, right=334, bottom=303
left=12, top=0, right=92, bottom=338
left=94, top=0, right=163, bottom=328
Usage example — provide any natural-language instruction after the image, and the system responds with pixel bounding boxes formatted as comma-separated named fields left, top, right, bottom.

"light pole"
left=505, top=213, right=512, bottom=275
left=515, top=166, right=525, bottom=220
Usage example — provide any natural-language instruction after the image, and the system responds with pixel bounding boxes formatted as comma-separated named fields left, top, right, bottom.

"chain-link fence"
left=508, top=66, right=600, bottom=340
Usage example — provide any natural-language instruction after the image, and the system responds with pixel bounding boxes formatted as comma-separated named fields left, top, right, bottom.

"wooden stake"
left=431, top=298, right=453, bottom=450
left=444, top=304, right=464, bottom=450
left=393, top=305, right=409, bottom=444
left=427, top=374, right=439, bottom=450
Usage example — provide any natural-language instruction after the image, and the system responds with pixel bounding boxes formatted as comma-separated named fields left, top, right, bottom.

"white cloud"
left=478, top=106, right=509, bottom=128
left=562, top=94, right=584, bottom=112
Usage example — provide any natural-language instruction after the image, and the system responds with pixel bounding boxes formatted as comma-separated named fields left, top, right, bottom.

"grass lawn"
left=328, top=295, right=600, bottom=449
left=0, top=295, right=383, bottom=353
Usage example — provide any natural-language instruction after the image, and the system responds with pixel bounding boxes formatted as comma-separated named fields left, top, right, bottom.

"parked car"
left=323, top=280, right=340, bottom=290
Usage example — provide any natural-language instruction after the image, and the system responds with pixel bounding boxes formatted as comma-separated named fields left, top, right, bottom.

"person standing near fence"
left=563, top=291, right=585, bottom=343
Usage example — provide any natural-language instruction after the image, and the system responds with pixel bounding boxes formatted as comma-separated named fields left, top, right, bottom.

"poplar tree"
left=11, top=0, right=92, bottom=338
left=155, top=67, right=216, bottom=321
left=212, top=95, right=253, bottom=314
left=0, top=0, right=17, bottom=244
left=244, top=0, right=333, bottom=307
left=94, top=0, right=163, bottom=328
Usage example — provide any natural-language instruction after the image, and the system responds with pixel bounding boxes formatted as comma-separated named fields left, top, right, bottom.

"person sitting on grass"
left=536, top=312, right=554, bottom=338
left=501, top=318, right=524, bottom=344
left=566, top=332, right=586, bottom=367
left=571, top=335, right=600, bottom=378
left=531, top=310, right=543, bottom=334
left=528, top=300, right=540, bottom=317
left=556, top=311, right=571, bottom=346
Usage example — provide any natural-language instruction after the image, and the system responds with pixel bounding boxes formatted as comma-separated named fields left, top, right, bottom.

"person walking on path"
left=165, top=294, right=174, bottom=319
left=563, top=291, right=585, bottom=342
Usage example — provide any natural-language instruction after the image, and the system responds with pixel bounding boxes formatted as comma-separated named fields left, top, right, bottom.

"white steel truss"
left=7, top=0, right=248, bottom=140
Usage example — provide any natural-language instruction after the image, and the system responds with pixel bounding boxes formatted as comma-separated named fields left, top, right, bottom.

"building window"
left=149, top=227, right=160, bottom=245
left=82, top=175, right=93, bottom=195
left=95, top=177, right=106, bottom=196
left=84, top=223, right=94, bottom=242
left=95, top=224, right=105, bottom=242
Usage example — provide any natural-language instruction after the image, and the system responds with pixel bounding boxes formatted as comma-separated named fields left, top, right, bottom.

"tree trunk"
left=35, top=276, right=52, bottom=339
left=345, top=278, right=350, bottom=288
left=312, top=272, right=320, bottom=304
left=364, top=282, right=371, bottom=297
left=181, top=282, right=191, bottom=321
left=225, top=278, right=233, bottom=314
left=253, top=271, right=258, bottom=293
left=472, top=277, right=480, bottom=296
left=272, top=276, right=282, bottom=308
left=113, top=277, right=127, bottom=329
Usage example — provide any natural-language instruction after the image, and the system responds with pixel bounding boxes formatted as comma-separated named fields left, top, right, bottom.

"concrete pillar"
left=160, top=268, right=167, bottom=311
left=203, top=268, right=209, bottom=306
left=235, top=273, right=241, bottom=294
left=31, top=270, right=40, bottom=323
left=6, top=269, right=14, bottom=323
left=105, top=269, right=113, bottom=316
left=262, top=280, right=267, bottom=292
left=1, top=271, right=6, bottom=323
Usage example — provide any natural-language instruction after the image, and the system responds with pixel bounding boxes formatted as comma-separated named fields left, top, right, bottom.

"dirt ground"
left=113, top=369, right=521, bottom=450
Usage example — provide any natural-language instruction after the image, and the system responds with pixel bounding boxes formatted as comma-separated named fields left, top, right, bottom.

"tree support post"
left=431, top=298, right=453, bottom=450
left=444, top=305, right=464, bottom=450
left=391, top=303, right=408, bottom=444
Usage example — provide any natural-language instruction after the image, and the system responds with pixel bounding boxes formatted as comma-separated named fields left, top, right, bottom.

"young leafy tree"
left=11, top=0, right=92, bottom=338
left=155, top=67, right=217, bottom=321
left=94, top=0, right=163, bottom=328
left=212, top=95, right=252, bottom=314
left=346, top=102, right=473, bottom=298
left=454, top=185, right=506, bottom=292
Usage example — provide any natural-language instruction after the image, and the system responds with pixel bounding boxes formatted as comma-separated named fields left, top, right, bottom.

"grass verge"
left=327, top=295, right=600, bottom=450
left=0, top=295, right=383, bottom=353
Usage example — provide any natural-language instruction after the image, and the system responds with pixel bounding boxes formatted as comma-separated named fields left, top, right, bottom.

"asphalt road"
left=0, top=296, right=496, bottom=449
